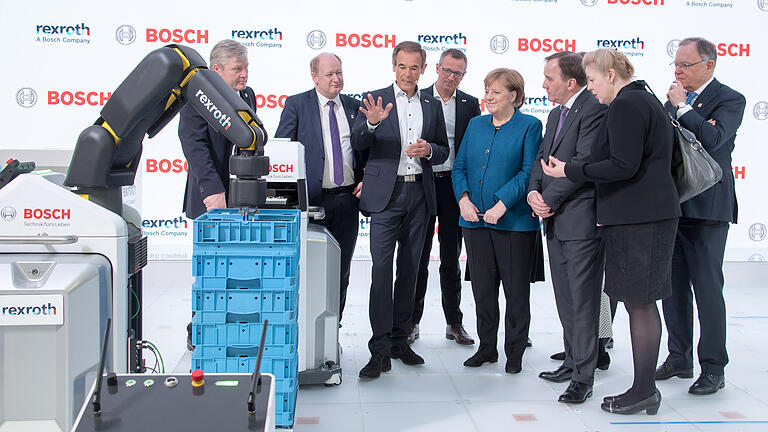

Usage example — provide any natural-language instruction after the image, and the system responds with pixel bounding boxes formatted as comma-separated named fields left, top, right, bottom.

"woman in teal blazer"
left=453, top=68, right=542, bottom=373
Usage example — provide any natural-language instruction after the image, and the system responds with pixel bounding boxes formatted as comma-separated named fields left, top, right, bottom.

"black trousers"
left=368, top=181, right=430, bottom=355
left=315, top=190, right=360, bottom=321
left=547, top=228, right=604, bottom=385
left=663, top=217, right=730, bottom=375
left=413, top=175, right=463, bottom=326
left=463, top=227, right=536, bottom=367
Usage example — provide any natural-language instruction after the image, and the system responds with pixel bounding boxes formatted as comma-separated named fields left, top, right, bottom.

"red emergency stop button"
left=191, top=369, right=204, bottom=387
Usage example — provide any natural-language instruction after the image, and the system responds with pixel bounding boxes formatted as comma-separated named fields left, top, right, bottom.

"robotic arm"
left=64, top=44, right=270, bottom=213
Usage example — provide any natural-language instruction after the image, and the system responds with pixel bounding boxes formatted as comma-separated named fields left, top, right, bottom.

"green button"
left=215, top=380, right=240, bottom=387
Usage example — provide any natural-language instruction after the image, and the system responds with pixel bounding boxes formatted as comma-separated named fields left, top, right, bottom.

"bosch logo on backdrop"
left=1, top=207, right=17, bottom=221
left=608, top=0, right=664, bottom=5
left=490, top=35, right=509, bottom=54
left=231, top=28, right=283, bottom=48
left=336, top=33, right=396, bottom=48
left=254, top=94, right=287, bottom=109
left=146, top=28, right=209, bottom=44
left=667, top=39, right=681, bottom=57
left=146, top=159, right=188, bottom=174
left=717, top=43, right=750, bottom=57
left=16, top=88, right=37, bottom=107
left=115, top=25, right=137, bottom=45
left=581, top=0, right=598, bottom=5
left=518, top=38, right=576, bottom=53
left=754, top=102, right=768, bottom=120
left=750, top=223, right=767, bottom=241
left=760, top=0, right=768, bottom=11
left=306, top=30, right=327, bottom=49
left=48, top=91, right=111, bottom=106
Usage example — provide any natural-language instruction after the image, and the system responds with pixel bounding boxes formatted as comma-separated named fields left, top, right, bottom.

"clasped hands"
left=459, top=194, right=506, bottom=224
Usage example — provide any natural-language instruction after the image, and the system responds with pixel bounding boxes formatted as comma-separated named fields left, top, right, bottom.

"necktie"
left=554, top=106, right=569, bottom=141
left=685, top=91, right=698, bottom=105
left=327, top=100, right=344, bottom=186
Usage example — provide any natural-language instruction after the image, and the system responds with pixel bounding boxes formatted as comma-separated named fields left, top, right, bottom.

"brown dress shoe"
left=407, top=323, right=420, bottom=345
left=446, top=324, right=475, bottom=345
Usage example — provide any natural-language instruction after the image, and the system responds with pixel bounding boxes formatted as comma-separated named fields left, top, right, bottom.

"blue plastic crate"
left=192, top=286, right=298, bottom=315
left=193, top=310, right=296, bottom=325
left=194, top=208, right=300, bottom=246
left=275, top=389, right=298, bottom=428
left=193, top=343, right=296, bottom=359
left=192, top=321, right=298, bottom=346
left=191, top=355, right=298, bottom=379
left=192, top=254, right=298, bottom=280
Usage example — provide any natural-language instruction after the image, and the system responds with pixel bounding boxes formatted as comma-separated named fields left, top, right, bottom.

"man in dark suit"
left=353, top=41, right=449, bottom=379
left=410, top=49, right=481, bottom=346
left=179, top=39, right=258, bottom=350
left=179, top=39, right=257, bottom=219
left=658, top=37, right=745, bottom=395
left=528, top=51, right=607, bottom=403
left=275, top=53, right=365, bottom=322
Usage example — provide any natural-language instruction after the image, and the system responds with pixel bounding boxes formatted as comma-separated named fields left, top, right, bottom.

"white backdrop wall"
left=2, top=0, right=767, bottom=262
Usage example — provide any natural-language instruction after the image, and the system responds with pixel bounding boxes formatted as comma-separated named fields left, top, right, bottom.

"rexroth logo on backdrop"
left=517, top=95, right=557, bottom=115
left=336, top=33, right=396, bottom=48
left=145, top=159, right=188, bottom=174
left=232, top=27, right=283, bottom=48
left=142, top=215, right=190, bottom=238
left=518, top=38, right=576, bottom=53
left=608, top=0, right=664, bottom=5
left=35, top=22, right=91, bottom=45
left=146, top=28, right=209, bottom=44
left=48, top=91, right=111, bottom=106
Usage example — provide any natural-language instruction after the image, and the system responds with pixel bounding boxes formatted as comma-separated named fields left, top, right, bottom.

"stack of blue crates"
left=190, top=208, right=300, bottom=428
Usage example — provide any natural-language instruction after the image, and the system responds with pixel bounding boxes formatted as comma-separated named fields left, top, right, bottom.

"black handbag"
left=645, top=82, right=722, bottom=203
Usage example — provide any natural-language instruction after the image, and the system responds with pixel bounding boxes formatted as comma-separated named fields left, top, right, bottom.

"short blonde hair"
left=582, top=48, right=634, bottom=81
left=484, top=68, right=525, bottom=108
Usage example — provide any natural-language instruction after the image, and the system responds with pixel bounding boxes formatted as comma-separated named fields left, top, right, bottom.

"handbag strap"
left=641, top=81, right=679, bottom=124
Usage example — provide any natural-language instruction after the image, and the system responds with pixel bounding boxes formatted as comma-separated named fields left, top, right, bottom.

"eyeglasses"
left=670, top=59, right=707, bottom=69
left=439, top=66, right=466, bottom=78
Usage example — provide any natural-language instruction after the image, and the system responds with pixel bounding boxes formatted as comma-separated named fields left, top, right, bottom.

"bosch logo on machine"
left=22, top=208, right=72, bottom=228
left=336, top=33, right=396, bottom=48
left=597, top=37, right=646, bottom=57
left=35, top=22, right=91, bottom=45
left=1, top=206, right=17, bottom=221
left=716, top=43, right=750, bottom=57
left=306, top=30, right=327, bottom=49
left=231, top=28, right=283, bottom=48
left=517, top=95, right=557, bottom=115
left=518, top=38, right=576, bottom=53
left=754, top=102, right=768, bottom=120
left=270, top=164, right=294, bottom=173
left=195, top=89, right=232, bottom=130
left=733, top=166, right=745, bottom=179
left=48, top=91, right=111, bottom=106
left=146, top=28, right=209, bottom=44
left=489, top=35, right=509, bottom=54
left=608, top=0, right=664, bottom=5
left=145, top=158, right=188, bottom=174
left=16, top=88, right=37, bottom=108
left=418, top=33, right=468, bottom=52
left=254, top=94, right=288, bottom=109
left=0, top=295, right=63, bottom=326
left=750, top=223, right=767, bottom=241
left=115, top=25, right=137, bottom=45
left=142, top=215, right=190, bottom=238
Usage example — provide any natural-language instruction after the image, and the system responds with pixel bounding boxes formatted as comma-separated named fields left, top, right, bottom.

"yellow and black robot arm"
left=64, top=44, right=268, bottom=210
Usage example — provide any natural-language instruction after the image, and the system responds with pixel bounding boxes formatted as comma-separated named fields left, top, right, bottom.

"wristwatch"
left=676, top=101, right=687, bottom=109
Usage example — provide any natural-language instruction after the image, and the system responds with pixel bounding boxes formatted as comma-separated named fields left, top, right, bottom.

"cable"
left=130, top=288, right=141, bottom=320
left=141, top=343, right=159, bottom=374
left=141, top=340, right=165, bottom=373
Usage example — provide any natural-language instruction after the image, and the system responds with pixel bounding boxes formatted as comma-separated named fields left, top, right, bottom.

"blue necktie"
left=327, top=100, right=344, bottom=186
left=685, top=91, right=698, bottom=105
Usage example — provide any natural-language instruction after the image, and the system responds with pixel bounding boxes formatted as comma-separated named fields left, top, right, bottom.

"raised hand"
left=359, top=93, right=393, bottom=125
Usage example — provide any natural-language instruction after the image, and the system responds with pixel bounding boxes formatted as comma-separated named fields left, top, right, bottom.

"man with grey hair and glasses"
left=657, top=37, right=745, bottom=396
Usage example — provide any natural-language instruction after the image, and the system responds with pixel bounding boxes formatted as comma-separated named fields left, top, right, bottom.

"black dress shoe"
left=359, top=353, right=392, bottom=378
left=550, top=351, right=565, bottom=361
left=446, top=324, right=475, bottom=345
left=601, top=390, right=661, bottom=415
left=463, top=350, right=498, bottom=367
left=539, top=365, right=573, bottom=383
left=655, top=361, right=694, bottom=380
left=558, top=381, right=593, bottom=404
left=688, top=373, right=725, bottom=395
left=390, top=344, right=425, bottom=365
left=505, top=359, right=522, bottom=374
left=596, top=350, right=610, bottom=371
left=407, top=323, right=420, bottom=345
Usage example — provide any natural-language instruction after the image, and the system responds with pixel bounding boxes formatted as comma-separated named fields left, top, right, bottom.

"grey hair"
left=679, top=37, right=717, bottom=66
left=209, top=39, right=247, bottom=68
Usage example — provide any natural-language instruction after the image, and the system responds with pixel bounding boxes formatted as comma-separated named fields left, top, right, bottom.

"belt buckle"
left=403, top=174, right=417, bottom=182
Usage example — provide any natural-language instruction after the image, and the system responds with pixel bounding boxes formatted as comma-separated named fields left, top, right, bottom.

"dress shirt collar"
left=316, top=89, right=342, bottom=108
left=433, top=84, right=456, bottom=102
left=394, top=82, right=420, bottom=100
left=691, top=77, right=715, bottom=100
left=562, top=86, right=586, bottom=110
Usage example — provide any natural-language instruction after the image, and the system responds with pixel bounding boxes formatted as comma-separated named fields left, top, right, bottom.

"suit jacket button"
left=484, top=149, right=489, bottom=154
left=479, top=180, right=483, bottom=184
left=482, top=165, right=486, bottom=169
